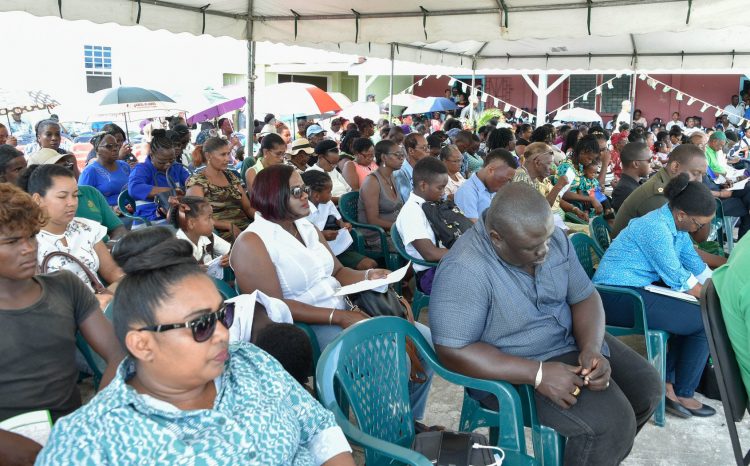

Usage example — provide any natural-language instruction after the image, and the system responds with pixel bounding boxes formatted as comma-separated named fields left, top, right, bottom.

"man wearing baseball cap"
left=28, top=149, right=127, bottom=241
left=307, top=140, right=351, bottom=203
left=305, top=124, right=327, bottom=148
left=288, top=138, right=315, bottom=173
left=611, top=142, right=653, bottom=211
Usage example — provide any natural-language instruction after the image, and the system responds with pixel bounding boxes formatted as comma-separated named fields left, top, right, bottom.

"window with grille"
left=568, top=75, right=597, bottom=110
left=601, top=75, right=632, bottom=113
left=84, top=45, right=112, bottom=76
left=223, top=73, right=246, bottom=86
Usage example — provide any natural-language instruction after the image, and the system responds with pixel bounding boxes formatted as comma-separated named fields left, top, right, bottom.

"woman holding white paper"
left=231, top=164, right=434, bottom=422
left=593, top=174, right=716, bottom=419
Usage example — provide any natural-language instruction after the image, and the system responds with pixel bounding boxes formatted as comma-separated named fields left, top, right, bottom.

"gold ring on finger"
left=572, top=386, right=581, bottom=397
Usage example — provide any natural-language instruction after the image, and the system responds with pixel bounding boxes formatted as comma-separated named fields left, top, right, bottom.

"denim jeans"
left=480, top=334, right=661, bottom=466
left=605, top=287, right=708, bottom=397
left=310, top=320, right=434, bottom=420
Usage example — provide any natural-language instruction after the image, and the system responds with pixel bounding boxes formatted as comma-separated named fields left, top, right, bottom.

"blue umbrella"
left=401, top=97, right=457, bottom=115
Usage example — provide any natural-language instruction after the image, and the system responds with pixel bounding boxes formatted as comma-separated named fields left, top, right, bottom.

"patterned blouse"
left=37, top=343, right=350, bottom=465
left=186, top=170, right=251, bottom=241
left=36, top=217, right=107, bottom=290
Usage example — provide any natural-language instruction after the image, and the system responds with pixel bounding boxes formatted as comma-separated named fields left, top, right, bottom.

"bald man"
left=429, top=183, right=660, bottom=466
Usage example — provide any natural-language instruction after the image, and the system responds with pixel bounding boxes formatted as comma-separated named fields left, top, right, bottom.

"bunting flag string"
left=546, top=75, right=620, bottom=117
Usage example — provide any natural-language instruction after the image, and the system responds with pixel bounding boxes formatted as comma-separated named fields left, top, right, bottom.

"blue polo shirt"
left=454, top=172, right=494, bottom=220
left=393, top=161, right=414, bottom=203
left=429, top=216, right=606, bottom=361
left=127, top=158, right=190, bottom=220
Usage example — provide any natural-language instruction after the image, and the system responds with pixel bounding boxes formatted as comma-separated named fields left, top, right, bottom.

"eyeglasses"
left=386, top=151, right=405, bottom=159
left=99, top=144, right=119, bottom=151
left=414, top=145, right=430, bottom=151
left=690, top=217, right=707, bottom=231
left=138, top=302, right=235, bottom=343
left=291, top=185, right=312, bottom=198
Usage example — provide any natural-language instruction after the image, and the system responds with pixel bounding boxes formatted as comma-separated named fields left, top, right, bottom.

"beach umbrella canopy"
left=254, top=83, right=341, bottom=117
left=329, top=92, right=353, bottom=110
left=553, top=107, right=603, bottom=123
left=382, top=93, right=424, bottom=108
left=401, top=97, right=457, bottom=115
left=178, top=87, right=247, bottom=125
left=337, top=102, right=382, bottom=122
left=90, top=86, right=184, bottom=118
left=0, top=89, right=60, bottom=115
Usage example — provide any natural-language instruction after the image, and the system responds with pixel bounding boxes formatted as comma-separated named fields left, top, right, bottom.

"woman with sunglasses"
left=232, top=164, right=433, bottom=421
left=0, top=183, right=123, bottom=466
left=79, top=133, right=132, bottom=207
left=37, top=236, right=355, bottom=465
left=594, top=173, right=717, bottom=419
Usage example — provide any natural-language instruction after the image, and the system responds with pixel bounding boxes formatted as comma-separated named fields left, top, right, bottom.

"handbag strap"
left=40, top=251, right=108, bottom=294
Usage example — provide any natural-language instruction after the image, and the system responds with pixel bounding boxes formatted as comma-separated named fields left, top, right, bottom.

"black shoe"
left=665, top=398, right=692, bottom=418
left=685, top=403, right=717, bottom=417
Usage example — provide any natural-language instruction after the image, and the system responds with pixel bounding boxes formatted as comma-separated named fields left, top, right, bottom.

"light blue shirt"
left=37, top=343, right=348, bottom=465
left=454, top=172, right=494, bottom=220
left=393, top=160, right=414, bottom=203
left=593, top=204, right=710, bottom=292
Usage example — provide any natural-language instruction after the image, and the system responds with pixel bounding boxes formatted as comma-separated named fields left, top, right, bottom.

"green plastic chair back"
left=117, top=191, right=152, bottom=227
left=76, top=332, right=105, bottom=390
left=569, top=233, right=603, bottom=279
left=589, top=215, right=611, bottom=252
left=212, top=277, right=237, bottom=299
left=391, top=226, right=435, bottom=321
left=316, top=317, right=537, bottom=466
left=338, top=191, right=402, bottom=271
left=564, top=211, right=588, bottom=225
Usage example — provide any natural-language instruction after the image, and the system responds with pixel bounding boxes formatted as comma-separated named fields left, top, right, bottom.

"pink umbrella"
left=254, top=83, right=341, bottom=117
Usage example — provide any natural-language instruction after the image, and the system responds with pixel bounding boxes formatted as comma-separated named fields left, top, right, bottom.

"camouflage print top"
left=186, top=170, right=251, bottom=242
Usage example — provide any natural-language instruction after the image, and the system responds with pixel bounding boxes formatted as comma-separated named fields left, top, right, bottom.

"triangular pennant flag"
left=606, top=81, right=614, bottom=90
left=448, top=77, right=456, bottom=86
left=493, top=97, right=499, bottom=107
left=687, top=97, right=696, bottom=106
left=663, top=85, right=671, bottom=93
left=407, top=86, right=414, bottom=93
left=595, top=86, right=602, bottom=95
left=461, top=82, right=468, bottom=93
left=436, top=75, right=443, bottom=79
left=514, top=108, right=523, bottom=118
left=715, top=108, right=723, bottom=117
left=503, top=102, right=511, bottom=112
left=639, top=74, right=647, bottom=80
left=676, top=92, right=684, bottom=101
left=416, top=80, right=422, bottom=86
left=700, top=103, right=709, bottom=112
left=583, top=92, right=589, bottom=101
left=481, top=93, right=489, bottom=103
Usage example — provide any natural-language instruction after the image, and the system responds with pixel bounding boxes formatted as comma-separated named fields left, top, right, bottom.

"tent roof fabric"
left=3, top=0, right=750, bottom=71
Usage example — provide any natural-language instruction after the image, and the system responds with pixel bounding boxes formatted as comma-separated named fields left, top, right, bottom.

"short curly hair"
left=0, top=183, right=48, bottom=235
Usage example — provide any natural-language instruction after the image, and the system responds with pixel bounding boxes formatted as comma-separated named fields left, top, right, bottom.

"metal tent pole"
left=389, top=43, right=395, bottom=123
left=245, top=0, right=255, bottom=156
left=469, top=64, right=476, bottom=126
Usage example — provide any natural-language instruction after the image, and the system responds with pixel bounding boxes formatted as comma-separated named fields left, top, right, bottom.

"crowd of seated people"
left=7, top=105, right=750, bottom=465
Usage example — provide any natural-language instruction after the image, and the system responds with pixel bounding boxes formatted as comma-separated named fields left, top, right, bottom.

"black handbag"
left=421, top=199, right=473, bottom=249
left=346, top=286, right=407, bottom=319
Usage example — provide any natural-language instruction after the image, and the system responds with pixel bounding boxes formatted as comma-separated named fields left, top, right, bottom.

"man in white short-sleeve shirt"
left=394, top=157, right=452, bottom=294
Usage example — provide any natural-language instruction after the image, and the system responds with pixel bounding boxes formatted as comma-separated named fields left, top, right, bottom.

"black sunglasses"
left=138, top=302, right=235, bottom=342
left=291, top=185, right=312, bottom=198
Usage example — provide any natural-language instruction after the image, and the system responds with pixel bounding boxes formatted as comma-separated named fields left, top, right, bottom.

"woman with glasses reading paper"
left=37, top=234, right=355, bottom=466
left=594, top=173, right=717, bottom=420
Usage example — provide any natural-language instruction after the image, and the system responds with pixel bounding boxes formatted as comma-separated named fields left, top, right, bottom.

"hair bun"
left=117, top=235, right=198, bottom=274
left=663, top=172, right=691, bottom=201
left=151, top=128, right=167, bottom=138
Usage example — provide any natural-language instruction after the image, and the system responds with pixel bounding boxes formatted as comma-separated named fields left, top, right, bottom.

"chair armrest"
left=326, top=403, right=433, bottom=466
left=350, top=221, right=390, bottom=258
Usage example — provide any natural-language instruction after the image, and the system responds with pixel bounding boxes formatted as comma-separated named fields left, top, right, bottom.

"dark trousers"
left=481, top=334, right=661, bottom=466
left=605, top=288, right=708, bottom=398
left=705, top=176, right=750, bottom=239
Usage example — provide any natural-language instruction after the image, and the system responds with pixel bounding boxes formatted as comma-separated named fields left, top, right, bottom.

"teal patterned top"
left=37, top=343, right=349, bottom=465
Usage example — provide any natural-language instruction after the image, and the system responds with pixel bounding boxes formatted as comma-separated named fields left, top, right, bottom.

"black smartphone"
left=436, top=432, right=472, bottom=466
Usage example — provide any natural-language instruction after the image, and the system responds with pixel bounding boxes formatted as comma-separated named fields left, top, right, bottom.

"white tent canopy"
left=3, top=0, right=749, bottom=70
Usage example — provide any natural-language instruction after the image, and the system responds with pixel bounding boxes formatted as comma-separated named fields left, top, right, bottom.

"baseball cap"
left=28, top=148, right=67, bottom=166
left=260, top=124, right=277, bottom=138
left=290, top=138, right=315, bottom=155
left=315, top=140, right=338, bottom=155
left=305, top=124, right=326, bottom=138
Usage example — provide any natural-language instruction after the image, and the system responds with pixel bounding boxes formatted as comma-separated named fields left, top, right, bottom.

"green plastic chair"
left=568, top=233, right=604, bottom=279
left=212, top=276, right=238, bottom=299
left=117, top=191, right=152, bottom=227
left=76, top=332, right=105, bottom=391
left=316, top=316, right=538, bottom=466
left=589, top=215, right=612, bottom=252
left=338, top=191, right=402, bottom=272
left=391, top=226, right=436, bottom=321
left=564, top=211, right=588, bottom=225
left=596, top=285, right=668, bottom=427
left=714, top=198, right=737, bottom=255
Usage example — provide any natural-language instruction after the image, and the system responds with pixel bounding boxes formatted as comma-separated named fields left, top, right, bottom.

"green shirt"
left=76, top=185, right=123, bottom=240
left=705, top=147, right=725, bottom=176
left=713, top=234, right=750, bottom=400
left=611, top=167, right=671, bottom=238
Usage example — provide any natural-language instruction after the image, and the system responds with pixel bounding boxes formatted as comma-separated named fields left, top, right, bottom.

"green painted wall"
left=365, top=75, right=413, bottom=103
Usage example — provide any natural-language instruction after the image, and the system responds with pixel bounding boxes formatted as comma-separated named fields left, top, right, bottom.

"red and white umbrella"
left=254, top=83, right=341, bottom=117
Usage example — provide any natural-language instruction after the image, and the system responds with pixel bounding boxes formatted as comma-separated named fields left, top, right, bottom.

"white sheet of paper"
left=206, top=256, right=224, bottom=279
left=0, top=410, right=52, bottom=445
left=334, top=261, right=411, bottom=296
left=558, top=167, right=576, bottom=196
left=328, top=229, right=354, bottom=256
left=644, top=285, right=698, bottom=304
left=729, top=177, right=750, bottom=191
